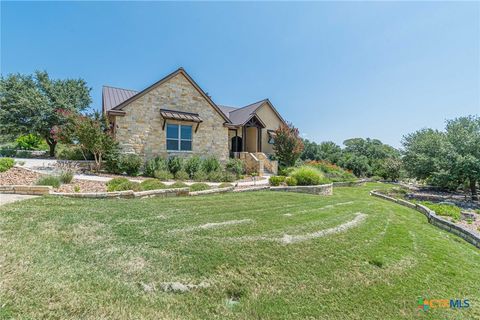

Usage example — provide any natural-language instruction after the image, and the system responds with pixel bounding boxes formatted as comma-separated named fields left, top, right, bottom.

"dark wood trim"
left=242, top=126, right=246, bottom=151
left=257, top=128, right=262, bottom=152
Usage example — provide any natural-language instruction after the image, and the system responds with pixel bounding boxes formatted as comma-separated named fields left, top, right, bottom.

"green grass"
left=0, top=183, right=479, bottom=319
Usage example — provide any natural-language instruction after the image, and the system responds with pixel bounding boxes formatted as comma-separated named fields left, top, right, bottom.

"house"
left=102, top=68, right=285, bottom=174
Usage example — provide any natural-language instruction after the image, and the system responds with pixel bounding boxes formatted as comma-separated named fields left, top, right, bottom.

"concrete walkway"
left=0, top=194, right=38, bottom=206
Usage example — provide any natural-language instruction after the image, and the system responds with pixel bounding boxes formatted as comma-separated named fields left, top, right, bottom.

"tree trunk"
left=45, top=137, right=57, bottom=158
left=470, top=178, right=478, bottom=201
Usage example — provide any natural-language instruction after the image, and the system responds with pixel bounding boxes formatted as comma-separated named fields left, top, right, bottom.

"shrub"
left=169, top=181, right=188, bottom=189
left=106, top=177, right=140, bottom=192
left=305, top=160, right=357, bottom=182
left=218, top=183, right=233, bottom=188
left=290, top=166, right=330, bottom=186
left=15, top=134, right=42, bottom=150
left=120, top=154, right=142, bottom=176
left=422, top=202, right=461, bottom=221
left=285, top=176, right=298, bottom=186
left=154, top=169, right=173, bottom=181
left=144, top=156, right=168, bottom=177
left=73, top=185, right=80, bottom=193
left=59, top=171, right=74, bottom=184
left=167, top=156, right=183, bottom=175
left=193, top=170, right=208, bottom=182
left=174, top=170, right=189, bottom=181
left=278, top=166, right=295, bottom=177
left=370, top=176, right=383, bottom=182
left=106, top=177, right=129, bottom=190
left=0, top=158, right=15, bottom=172
left=225, top=159, right=245, bottom=177
left=56, top=144, right=92, bottom=160
left=103, top=147, right=122, bottom=174
left=202, top=156, right=220, bottom=173
left=189, top=183, right=210, bottom=192
left=36, top=175, right=61, bottom=188
left=184, top=156, right=202, bottom=178
left=140, top=179, right=166, bottom=191
left=269, top=176, right=286, bottom=186
left=0, top=145, right=16, bottom=157
left=207, top=170, right=223, bottom=182
left=221, top=171, right=237, bottom=182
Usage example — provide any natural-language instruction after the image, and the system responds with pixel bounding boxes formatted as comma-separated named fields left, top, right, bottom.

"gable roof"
left=104, top=68, right=230, bottom=123
left=102, top=86, right=138, bottom=113
left=222, top=99, right=286, bottom=127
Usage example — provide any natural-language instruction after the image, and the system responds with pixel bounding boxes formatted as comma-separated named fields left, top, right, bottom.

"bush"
left=106, top=177, right=129, bottom=190
left=0, top=158, right=15, bottom=172
left=119, top=154, right=142, bottom=176
left=184, top=156, right=202, bottom=178
left=103, top=147, right=122, bottom=174
left=189, top=183, right=210, bottom=192
left=154, top=169, right=173, bottom=181
left=106, top=177, right=140, bottom=192
left=269, top=176, right=286, bottom=186
left=59, top=171, right=74, bottom=184
left=207, top=170, right=223, bottom=182
left=422, top=202, right=461, bottom=221
left=278, top=166, right=295, bottom=176
left=167, top=156, right=183, bottom=175
left=174, top=170, right=189, bottom=181
left=144, top=156, right=168, bottom=177
left=290, top=166, right=330, bottom=186
left=202, top=156, right=220, bottom=173
left=169, top=181, right=188, bottom=189
left=36, top=175, right=61, bottom=188
left=56, top=144, right=92, bottom=160
left=15, top=134, right=43, bottom=150
left=305, top=160, right=357, bottom=182
left=140, top=179, right=166, bottom=191
left=193, top=170, right=208, bottom=182
left=0, top=148, right=15, bottom=157
left=218, top=183, right=233, bottom=188
left=370, top=176, right=383, bottom=182
left=285, top=176, right=298, bottom=186
left=221, top=171, right=237, bottom=182
left=225, top=159, right=245, bottom=177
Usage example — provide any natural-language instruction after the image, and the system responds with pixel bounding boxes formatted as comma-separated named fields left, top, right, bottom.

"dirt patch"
left=170, top=219, right=253, bottom=233
left=56, top=179, right=106, bottom=193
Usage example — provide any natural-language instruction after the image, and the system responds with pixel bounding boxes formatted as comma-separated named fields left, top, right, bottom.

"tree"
left=378, top=157, right=403, bottom=181
left=57, top=112, right=117, bottom=171
left=0, top=71, right=91, bottom=156
left=402, top=116, right=480, bottom=200
left=273, top=123, right=304, bottom=167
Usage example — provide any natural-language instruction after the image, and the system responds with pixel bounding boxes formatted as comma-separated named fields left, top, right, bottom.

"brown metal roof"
left=102, top=86, right=138, bottom=112
left=160, top=109, right=203, bottom=123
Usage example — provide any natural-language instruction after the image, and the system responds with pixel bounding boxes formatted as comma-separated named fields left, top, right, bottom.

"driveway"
left=0, top=194, right=38, bottom=206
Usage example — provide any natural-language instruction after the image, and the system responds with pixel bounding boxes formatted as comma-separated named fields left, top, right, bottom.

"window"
left=267, top=130, right=276, bottom=144
left=166, top=124, right=192, bottom=151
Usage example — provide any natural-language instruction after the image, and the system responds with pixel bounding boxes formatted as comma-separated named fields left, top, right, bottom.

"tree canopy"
left=402, top=115, right=480, bottom=199
left=273, top=123, right=304, bottom=167
left=0, top=71, right=91, bottom=156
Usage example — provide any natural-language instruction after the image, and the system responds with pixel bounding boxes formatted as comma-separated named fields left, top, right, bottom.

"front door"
left=231, top=136, right=243, bottom=153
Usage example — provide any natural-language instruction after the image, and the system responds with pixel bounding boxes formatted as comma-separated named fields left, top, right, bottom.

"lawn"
left=1, top=183, right=479, bottom=319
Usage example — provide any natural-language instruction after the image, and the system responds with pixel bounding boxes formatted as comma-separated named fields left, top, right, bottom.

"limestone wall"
left=114, top=73, right=229, bottom=161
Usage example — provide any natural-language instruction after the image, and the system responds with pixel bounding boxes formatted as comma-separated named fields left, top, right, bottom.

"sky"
left=1, top=1, right=479, bottom=148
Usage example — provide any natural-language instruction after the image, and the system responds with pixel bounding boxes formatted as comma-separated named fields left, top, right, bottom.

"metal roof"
left=160, top=109, right=202, bottom=123
left=102, top=86, right=138, bottom=112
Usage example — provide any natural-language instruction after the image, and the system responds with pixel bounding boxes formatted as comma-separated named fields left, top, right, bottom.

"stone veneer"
left=113, top=73, right=229, bottom=161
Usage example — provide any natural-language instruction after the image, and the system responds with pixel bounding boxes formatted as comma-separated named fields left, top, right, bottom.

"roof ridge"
left=230, top=98, right=268, bottom=114
left=103, top=85, right=138, bottom=92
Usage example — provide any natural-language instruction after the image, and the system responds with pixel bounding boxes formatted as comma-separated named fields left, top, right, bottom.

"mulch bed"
left=0, top=167, right=106, bottom=193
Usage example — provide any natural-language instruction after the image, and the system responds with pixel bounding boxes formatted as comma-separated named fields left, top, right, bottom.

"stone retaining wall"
left=189, top=186, right=235, bottom=196
left=371, top=190, right=479, bottom=249
left=332, top=180, right=367, bottom=187
left=0, top=185, right=52, bottom=195
left=271, top=184, right=333, bottom=196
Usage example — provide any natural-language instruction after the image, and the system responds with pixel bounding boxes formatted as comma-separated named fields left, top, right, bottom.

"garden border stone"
left=270, top=183, right=333, bottom=196
left=0, top=185, right=52, bottom=195
left=332, top=180, right=368, bottom=187
left=189, top=186, right=235, bottom=196
left=370, top=190, right=480, bottom=249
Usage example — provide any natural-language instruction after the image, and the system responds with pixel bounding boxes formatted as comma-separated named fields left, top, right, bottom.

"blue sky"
left=1, top=1, right=479, bottom=148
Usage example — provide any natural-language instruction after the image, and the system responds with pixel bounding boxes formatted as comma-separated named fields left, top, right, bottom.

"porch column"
left=242, top=126, right=246, bottom=152
left=257, top=128, right=262, bottom=153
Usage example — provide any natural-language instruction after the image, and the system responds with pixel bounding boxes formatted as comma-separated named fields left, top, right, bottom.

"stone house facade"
left=102, top=68, right=286, bottom=171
